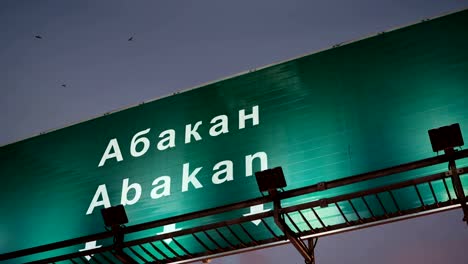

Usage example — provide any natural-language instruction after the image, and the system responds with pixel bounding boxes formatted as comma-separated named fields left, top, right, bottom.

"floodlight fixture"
left=428, top=123, right=464, bottom=152
left=255, top=167, right=287, bottom=193
left=101, top=204, right=128, bottom=228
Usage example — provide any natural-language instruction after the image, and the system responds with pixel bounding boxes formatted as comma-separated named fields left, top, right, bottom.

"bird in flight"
left=128, top=36, right=134, bottom=41
left=35, top=35, right=43, bottom=39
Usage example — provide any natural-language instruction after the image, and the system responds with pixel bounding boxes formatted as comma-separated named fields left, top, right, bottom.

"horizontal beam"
left=279, top=149, right=468, bottom=200
left=2, top=149, right=467, bottom=262
left=22, top=171, right=468, bottom=264
left=281, top=167, right=467, bottom=214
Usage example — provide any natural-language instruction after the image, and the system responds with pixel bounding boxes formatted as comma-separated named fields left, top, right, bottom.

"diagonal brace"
left=270, top=190, right=317, bottom=264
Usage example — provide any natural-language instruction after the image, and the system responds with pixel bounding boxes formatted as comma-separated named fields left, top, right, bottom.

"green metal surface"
left=1, top=9, right=468, bottom=262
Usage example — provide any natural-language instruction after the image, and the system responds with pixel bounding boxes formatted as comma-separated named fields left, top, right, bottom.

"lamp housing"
left=428, top=123, right=464, bottom=152
left=255, top=167, right=287, bottom=193
left=101, top=204, right=128, bottom=228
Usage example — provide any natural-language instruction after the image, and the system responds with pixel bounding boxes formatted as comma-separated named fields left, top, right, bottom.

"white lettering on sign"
left=130, top=128, right=151, bottom=157
left=98, top=139, right=123, bottom=167
left=86, top=185, right=111, bottom=215
left=85, top=151, right=269, bottom=215
left=157, top=130, right=176, bottom=151
left=209, top=115, right=229, bottom=136
left=87, top=106, right=268, bottom=216
left=151, top=176, right=171, bottom=199
left=185, top=121, right=203, bottom=144
left=97, top=106, right=260, bottom=167
left=182, top=163, right=203, bottom=192
left=121, top=178, right=142, bottom=206
left=212, top=160, right=233, bottom=184
left=245, top=151, right=268, bottom=176
left=239, top=105, right=259, bottom=129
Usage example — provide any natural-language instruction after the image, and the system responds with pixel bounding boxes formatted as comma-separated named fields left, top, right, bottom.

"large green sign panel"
left=1, top=9, right=468, bottom=261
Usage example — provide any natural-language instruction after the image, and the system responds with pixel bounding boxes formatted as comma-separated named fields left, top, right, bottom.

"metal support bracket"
left=270, top=189, right=318, bottom=264
left=317, top=182, right=327, bottom=191
left=448, top=160, right=468, bottom=225
left=110, top=225, right=137, bottom=264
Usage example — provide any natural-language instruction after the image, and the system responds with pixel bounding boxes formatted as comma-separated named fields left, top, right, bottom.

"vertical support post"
left=307, top=238, right=318, bottom=264
left=448, top=158, right=468, bottom=225
left=111, top=226, right=137, bottom=264
left=270, top=189, right=316, bottom=264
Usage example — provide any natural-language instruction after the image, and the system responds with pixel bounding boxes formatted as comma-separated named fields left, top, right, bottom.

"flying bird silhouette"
left=128, top=36, right=134, bottom=41
left=35, top=35, right=43, bottom=39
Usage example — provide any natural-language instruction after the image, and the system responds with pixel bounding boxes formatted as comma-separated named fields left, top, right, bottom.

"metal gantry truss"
left=1, top=150, right=468, bottom=264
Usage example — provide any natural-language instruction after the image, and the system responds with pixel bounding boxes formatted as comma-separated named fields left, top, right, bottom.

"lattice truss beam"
left=1, top=150, right=467, bottom=264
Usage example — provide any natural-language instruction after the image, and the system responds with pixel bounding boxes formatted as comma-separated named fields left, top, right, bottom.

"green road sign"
left=1, top=9, right=468, bottom=262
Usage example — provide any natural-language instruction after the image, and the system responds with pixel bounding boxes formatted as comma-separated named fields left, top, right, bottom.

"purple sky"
left=1, top=1, right=468, bottom=263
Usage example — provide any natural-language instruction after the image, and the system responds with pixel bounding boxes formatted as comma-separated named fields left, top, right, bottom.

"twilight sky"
left=1, top=1, right=468, bottom=263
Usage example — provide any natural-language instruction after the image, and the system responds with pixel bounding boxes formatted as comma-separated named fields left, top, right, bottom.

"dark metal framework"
left=1, top=150, right=467, bottom=264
